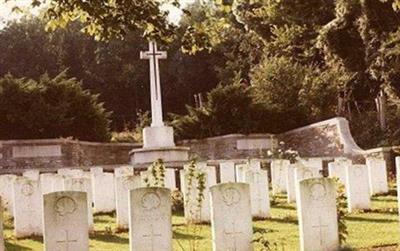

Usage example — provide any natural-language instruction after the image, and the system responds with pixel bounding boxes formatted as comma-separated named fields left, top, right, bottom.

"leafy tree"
left=318, top=0, right=400, bottom=102
left=17, top=0, right=176, bottom=42
left=170, top=79, right=276, bottom=139
left=0, top=72, right=111, bottom=141
left=0, top=18, right=222, bottom=130
left=250, top=56, right=310, bottom=127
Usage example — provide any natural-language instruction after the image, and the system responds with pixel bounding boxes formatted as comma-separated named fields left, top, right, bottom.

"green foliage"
left=252, top=228, right=273, bottom=251
left=334, top=178, right=349, bottom=246
left=265, top=142, right=299, bottom=163
left=110, top=128, right=136, bottom=143
left=0, top=18, right=221, bottom=130
left=111, top=110, right=151, bottom=143
left=299, top=66, right=350, bottom=121
left=170, top=80, right=274, bottom=139
left=251, top=56, right=310, bottom=128
left=19, top=0, right=176, bottom=42
left=0, top=72, right=111, bottom=141
left=144, top=159, right=166, bottom=187
left=178, top=159, right=207, bottom=251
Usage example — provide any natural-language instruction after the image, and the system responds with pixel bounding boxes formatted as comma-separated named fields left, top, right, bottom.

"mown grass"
left=4, top=188, right=400, bottom=250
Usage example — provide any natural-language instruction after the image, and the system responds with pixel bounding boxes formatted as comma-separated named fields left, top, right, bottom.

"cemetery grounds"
left=3, top=182, right=399, bottom=251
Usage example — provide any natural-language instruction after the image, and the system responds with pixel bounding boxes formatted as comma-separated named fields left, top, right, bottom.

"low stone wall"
left=0, top=139, right=140, bottom=174
left=0, top=117, right=371, bottom=173
left=278, top=117, right=364, bottom=158
left=178, top=134, right=277, bottom=161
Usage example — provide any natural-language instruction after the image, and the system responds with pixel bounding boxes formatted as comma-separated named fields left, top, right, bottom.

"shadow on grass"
left=172, top=229, right=205, bottom=241
left=346, top=215, right=397, bottom=223
left=253, top=226, right=276, bottom=233
left=266, top=217, right=298, bottom=225
left=173, top=211, right=184, bottom=217
left=90, top=232, right=129, bottom=244
left=371, top=197, right=397, bottom=202
left=94, top=218, right=115, bottom=224
left=93, top=211, right=115, bottom=217
left=272, top=204, right=296, bottom=210
left=5, top=242, right=33, bottom=251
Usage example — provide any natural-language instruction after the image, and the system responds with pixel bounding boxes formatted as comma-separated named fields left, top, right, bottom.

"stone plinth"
left=130, top=146, right=189, bottom=167
left=143, top=126, right=175, bottom=148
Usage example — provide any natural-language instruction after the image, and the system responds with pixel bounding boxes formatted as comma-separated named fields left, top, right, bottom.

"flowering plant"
left=265, top=141, right=299, bottom=163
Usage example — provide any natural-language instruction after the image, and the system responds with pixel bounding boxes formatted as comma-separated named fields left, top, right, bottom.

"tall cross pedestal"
left=129, top=41, right=189, bottom=168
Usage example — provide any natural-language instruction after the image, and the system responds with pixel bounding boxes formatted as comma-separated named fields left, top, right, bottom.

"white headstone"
left=220, top=161, right=236, bottom=183
left=181, top=166, right=217, bottom=223
left=165, top=168, right=176, bottom=190
left=0, top=198, right=4, bottom=251
left=299, top=158, right=323, bottom=173
left=129, top=187, right=172, bottom=251
left=92, top=172, right=116, bottom=213
left=0, top=174, right=17, bottom=216
left=40, top=173, right=57, bottom=195
left=57, top=168, right=72, bottom=176
left=244, top=169, right=270, bottom=218
left=43, top=191, right=89, bottom=251
left=271, top=159, right=289, bottom=194
left=115, top=175, right=141, bottom=229
left=69, top=169, right=84, bottom=178
left=90, top=167, right=103, bottom=176
left=63, top=177, right=93, bottom=230
left=235, top=163, right=248, bottom=183
left=23, top=169, right=40, bottom=180
left=297, top=178, right=339, bottom=251
left=249, top=159, right=262, bottom=171
left=286, top=165, right=296, bottom=203
left=366, top=158, right=388, bottom=195
left=51, top=174, right=65, bottom=192
left=114, top=165, right=134, bottom=177
left=210, top=183, right=253, bottom=251
left=346, top=164, right=371, bottom=212
left=328, top=158, right=351, bottom=185
left=13, top=177, right=42, bottom=237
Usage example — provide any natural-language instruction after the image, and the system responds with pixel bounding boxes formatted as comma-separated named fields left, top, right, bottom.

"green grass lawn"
left=4, top=189, right=400, bottom=250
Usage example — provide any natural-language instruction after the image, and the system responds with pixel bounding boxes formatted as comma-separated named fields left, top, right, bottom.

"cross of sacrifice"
left=311, top=217, right=329, bottom=247
left=56, top=230, right=77, bottom=251
left=140, top=41, right=167, bottom=127
left=142, top=224, right=162, bottom=251
left=224, top=221, right=243, bottom=251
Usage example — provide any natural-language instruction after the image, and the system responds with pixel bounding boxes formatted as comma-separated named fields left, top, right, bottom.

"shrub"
left=0, top=72, right=111, bottom=141
left=111, top=111, right=150, bottom=143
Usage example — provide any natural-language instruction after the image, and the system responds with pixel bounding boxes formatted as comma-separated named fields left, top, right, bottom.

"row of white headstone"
left=0, top=177, right=340, bottom=251
left=0, top=156, right=396, bottom=251
left=269, top=157, right=389, bottom=212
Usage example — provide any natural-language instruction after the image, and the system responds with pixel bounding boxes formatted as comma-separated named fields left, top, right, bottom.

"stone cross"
left=297, top=178, right=339, bottom=251
left=224, top=221, right=243, bottom=250
left=142, top=225, right=162, bottom=251
left=57, top=230, right=77, bottom=251
left=312, top=217, right=329, bottom=248
left=140, top=41, right=167, bottom=127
